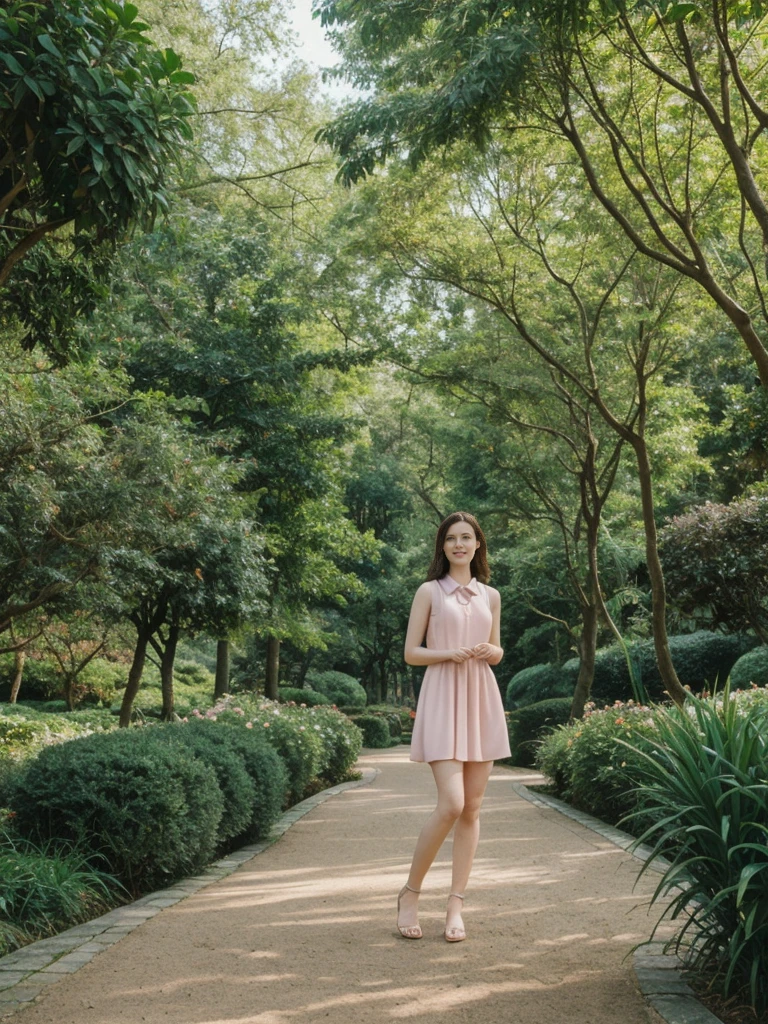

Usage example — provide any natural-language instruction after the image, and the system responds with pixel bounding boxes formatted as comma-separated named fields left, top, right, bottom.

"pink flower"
left=300, top=703, right=307, bottom=708
left=234, top=708, right=244, bottom=716
left=263, top=722, right=270, bottom=728
left=245, top=721, right=254, bottom=729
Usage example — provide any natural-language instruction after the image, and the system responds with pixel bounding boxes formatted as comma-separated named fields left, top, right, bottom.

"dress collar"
left=438, top=575, right=479, bottom=595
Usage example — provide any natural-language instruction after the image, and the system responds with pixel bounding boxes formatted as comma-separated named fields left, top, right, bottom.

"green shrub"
left=306, top=670, right=367, bottom=709
left=505, top=664, right=576, bottom=710
left=278, top=686, right=331, bottom=707
left=356, top=715, right=391, bottom=748
left=242, top=704, right=325, bottom=804
left=0, top=656, right=61, bottom=701
left=0, top=828, right=122, bottom=949
left=162, top=722, right=256, bottom=845
left=565, top=632, right=754, bottom=706
left=730, top=646, right=768, bottom=689
left=175, top=718, right=286, bottom=841
left=626, top=691, right=768, bottom=1017
left=308, top=705, right=363, bottom=783
left=535, top=701, right=659, bottom=824
left=9, top=727, right=224, bottom=891
left=505, top=698, right=572, bottom=766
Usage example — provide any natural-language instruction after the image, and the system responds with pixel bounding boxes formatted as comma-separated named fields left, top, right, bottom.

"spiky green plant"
left=623, top=688, right=768, bottom=1016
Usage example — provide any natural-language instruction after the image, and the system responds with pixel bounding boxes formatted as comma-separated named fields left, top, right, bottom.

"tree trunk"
left=160, top=623, right=179, bottom=722
left=631, top=435, right=687, bottom=707
left=214, top=639, right=230, bottom=699
left=9, top=648, right=25, bottom=704
left=265, top=636, right=280, bottom=700
left=119, top=629, right=150, bottom=728
left=570, top=600, right=599, bottom=720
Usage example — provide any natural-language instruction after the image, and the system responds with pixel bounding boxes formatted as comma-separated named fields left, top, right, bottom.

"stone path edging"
left=510, top=781, right=723, bottom=1024
left=0, top=768, right=379, bottom=1019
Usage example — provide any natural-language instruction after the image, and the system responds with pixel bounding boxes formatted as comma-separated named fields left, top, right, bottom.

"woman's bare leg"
left=445, top=760, right=494, bottom=934
left=397, top=760, right=464, bottom=931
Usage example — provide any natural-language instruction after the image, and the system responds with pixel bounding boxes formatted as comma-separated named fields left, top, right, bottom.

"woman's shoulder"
left=481, top=582, right=501, bottom=605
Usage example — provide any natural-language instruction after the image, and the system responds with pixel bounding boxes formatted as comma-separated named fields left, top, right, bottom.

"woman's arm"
left=403, top=582, right=475, bottom=666
left=473, top=587, right=504, bottom=665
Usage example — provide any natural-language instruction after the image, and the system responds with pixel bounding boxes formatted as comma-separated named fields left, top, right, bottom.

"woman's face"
left=443, top=521, right=480, bottom=570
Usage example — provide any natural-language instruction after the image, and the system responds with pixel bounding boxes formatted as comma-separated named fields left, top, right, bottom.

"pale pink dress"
left=410, top=576, right=511, bottom=763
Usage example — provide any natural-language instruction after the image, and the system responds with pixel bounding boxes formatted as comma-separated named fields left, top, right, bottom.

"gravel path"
left=8, top=748, right=667, bottom=1024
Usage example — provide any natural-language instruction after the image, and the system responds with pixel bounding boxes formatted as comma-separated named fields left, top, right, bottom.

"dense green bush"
left=9, top=728, right=224, bottom=891
left=0, top=828, right=121, bottom=954
left=356, top=715, right=391, bottom=748
left=536, top=701, right=659, bottom=824
left=236, top=703, right=325, bottom=804
left=306, top=705, right=363, bottom=783
left=562, top=631, right=755, bottom=707
left=162, top=723, right=256, bottom=844
left=505, top=664, right=576, bottom=709
left=277, top=686, right=331, bottom=707
left=627, top=691, right=768, bottom=1017
left=730, top=646, right=768, bottom=689
left=306, top=670, right=367, bottom=709
left=505, top=698, right=572, bottom=766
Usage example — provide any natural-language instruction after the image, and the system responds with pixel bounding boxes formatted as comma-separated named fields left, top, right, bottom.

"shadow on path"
left=10, top=748, right=667, bottom=1024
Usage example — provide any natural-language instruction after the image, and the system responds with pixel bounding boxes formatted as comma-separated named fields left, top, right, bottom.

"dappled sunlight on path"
left=12, top=748, right=666, bottom=1024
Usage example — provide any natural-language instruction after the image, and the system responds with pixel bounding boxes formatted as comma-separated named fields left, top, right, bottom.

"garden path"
left=9, top=748, right=666, bottom=1024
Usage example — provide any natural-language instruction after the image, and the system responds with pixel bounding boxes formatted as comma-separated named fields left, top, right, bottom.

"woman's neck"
left=448, top=568, right=473, bottom=586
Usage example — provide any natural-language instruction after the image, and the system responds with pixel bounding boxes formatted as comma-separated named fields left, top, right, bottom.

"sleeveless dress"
left=410, top=576, right=511, bottom=763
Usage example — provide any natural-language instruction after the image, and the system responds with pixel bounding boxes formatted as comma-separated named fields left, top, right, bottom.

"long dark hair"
left=426, top=512, right=491, bottom=584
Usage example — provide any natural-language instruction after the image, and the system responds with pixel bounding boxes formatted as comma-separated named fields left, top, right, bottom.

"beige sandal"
left=444, top=892, right=466, bottom=942
left=397, top=883, right=423, bottom=939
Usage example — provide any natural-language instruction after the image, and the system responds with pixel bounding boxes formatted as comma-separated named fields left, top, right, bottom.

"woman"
left=397, top=511, right=510, bottom=942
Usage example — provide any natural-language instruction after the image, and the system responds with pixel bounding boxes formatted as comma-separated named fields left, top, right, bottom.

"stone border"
left=0, top=768, right=379, bottom=1019
left=510, top=781, right=723, bottom=1024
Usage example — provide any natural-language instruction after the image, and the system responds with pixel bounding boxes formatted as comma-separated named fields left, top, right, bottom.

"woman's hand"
left=448, top=647, right=476, bottom=663
left=472, top=643, right=500, bottom=662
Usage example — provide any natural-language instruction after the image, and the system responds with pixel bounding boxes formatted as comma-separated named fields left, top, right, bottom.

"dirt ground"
left=11, top=748, right=668, bottom=1024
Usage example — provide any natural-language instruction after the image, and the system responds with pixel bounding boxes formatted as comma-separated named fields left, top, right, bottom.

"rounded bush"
left=9, top=727, right=224, bottom=891
left=307, top=706, right=363, bottom=783
left=277, top=686, right=331, bottom=707
left=251, top=708, right=325, bottom=804
left=162, top=722, right=256, bottom=844
left=306, top=670, right=367, bottom=709
left=356, top=715, right=391, bottom=748
left=179, top=720, right=286, bottom=841
left=505, top=664, right=576, bottom=709
left=730, top=647, right=768, bottom=690
left=505, top=698, right=572, bottom=766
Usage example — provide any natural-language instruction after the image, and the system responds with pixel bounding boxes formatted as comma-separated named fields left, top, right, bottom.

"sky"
left=285, top=0, right=355, bottom=102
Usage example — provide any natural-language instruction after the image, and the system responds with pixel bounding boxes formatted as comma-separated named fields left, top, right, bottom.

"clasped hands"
left=448, top=643, right=499, bottom=663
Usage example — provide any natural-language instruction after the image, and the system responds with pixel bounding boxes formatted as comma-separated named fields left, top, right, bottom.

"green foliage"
left=356, top=715, right=391, bottom=748
left=505, top=663, right=576, bottom=710
left=730, top=647, right=768, bottom=689
left=306, top=670, right=367, bottom=708
left=0, top=0, right=196, bottom=359
left=9, top=727, right=224, bottom=891
left=661, top=497, right=768, bottom=641
left=306, top=705, right=363, bottom=783
left=627, top=691, right=768, bottom=1016
left=0, top=828, right=122, bottom=951
left=162, top=722, right=256, bottom=844
left=505, top=698, right=572, bottom=767
left=278, top=686, right=331, bottom=707
left=536, top=701, right=660, bottom=824
left=562, top=632, right=753, bottom=705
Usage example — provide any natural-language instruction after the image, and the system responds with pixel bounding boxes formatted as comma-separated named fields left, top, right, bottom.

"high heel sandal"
left=397, top=883, right=423, bottom=939
left=444, top=892, right=466, bottom=942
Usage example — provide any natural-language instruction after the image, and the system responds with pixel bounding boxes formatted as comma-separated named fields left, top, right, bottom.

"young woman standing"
left=397, top=512, right=510, bottom=942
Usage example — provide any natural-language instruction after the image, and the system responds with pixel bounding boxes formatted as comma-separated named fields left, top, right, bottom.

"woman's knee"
left=435, top=797, right=464, bottom=823
left=458, top=798, right=482, bottom=824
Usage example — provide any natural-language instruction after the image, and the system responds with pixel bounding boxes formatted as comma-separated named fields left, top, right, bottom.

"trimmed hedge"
left=560, top=631, right=754, bottom=706
left=356, top=715, right=391, bottom=748
left=9, top=728, right=224, bottom=891
left=277, top=686, right=331, bottom=707
left=306, top=670, right=367, bottom=709
left=505, top=664, right=576, bottom=710
left=505, top=698, right=572, bottom=767
left=730, top=646, right=768, bottom=690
